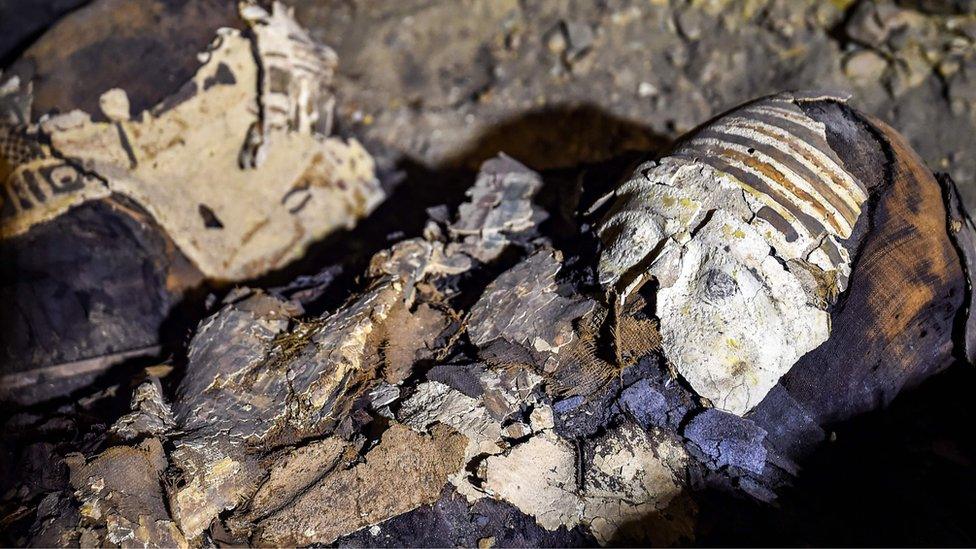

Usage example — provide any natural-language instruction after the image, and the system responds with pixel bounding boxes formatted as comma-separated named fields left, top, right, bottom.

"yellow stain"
left=721, top=224, right=745, bottom=239
left=829, top=0, right=856, bottom=11
left=779, top=45, right=808, bottom=60
left=211, top=456, right=240, bottom=478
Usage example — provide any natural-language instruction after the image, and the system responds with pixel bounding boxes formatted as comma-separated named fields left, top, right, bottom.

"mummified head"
left=597, top=91, right=871, bottom=415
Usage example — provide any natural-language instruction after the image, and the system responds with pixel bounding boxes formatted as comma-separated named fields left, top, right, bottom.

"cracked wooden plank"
left=253, top=423, right=467, bottom=546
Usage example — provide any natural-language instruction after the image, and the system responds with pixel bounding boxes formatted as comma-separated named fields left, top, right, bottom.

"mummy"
left=598, top=91, right=973, bottom=417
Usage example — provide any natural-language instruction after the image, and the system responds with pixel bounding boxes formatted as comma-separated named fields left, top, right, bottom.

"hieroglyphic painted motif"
left=0, top=124, right=108, bottom=238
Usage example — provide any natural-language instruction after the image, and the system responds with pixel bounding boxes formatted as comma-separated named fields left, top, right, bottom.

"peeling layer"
left=1, top=4, right=383, bottom=281
left=598, top=92, right=867, bottom=415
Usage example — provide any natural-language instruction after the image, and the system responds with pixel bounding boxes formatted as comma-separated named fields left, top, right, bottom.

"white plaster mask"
left=598, top=93, right=866, bottom=415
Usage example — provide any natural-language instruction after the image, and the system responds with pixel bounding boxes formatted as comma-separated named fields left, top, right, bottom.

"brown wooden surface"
left=776, top=111, right=967, bottom=425
left=0, top=195, right=202, bottom=404
left=6, top=0, right=239, bottom=120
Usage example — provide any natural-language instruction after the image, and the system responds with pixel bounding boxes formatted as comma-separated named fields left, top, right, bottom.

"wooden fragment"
left=775, top=111, right=967, bottom=424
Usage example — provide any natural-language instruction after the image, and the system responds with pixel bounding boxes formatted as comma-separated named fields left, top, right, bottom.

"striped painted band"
left=672, top=100, right=866, bottom=245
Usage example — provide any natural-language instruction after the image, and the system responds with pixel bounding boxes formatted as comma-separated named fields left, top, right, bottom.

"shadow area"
left=0, top=0, right=91, bottom=67
left=440, top=104, right=670, bottom=172
left=691, top=362, right=976, bottom=547
left=592, top=362, right=976, bottom=548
